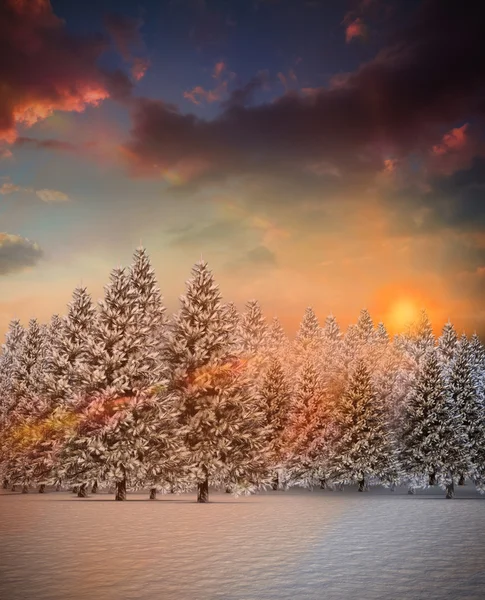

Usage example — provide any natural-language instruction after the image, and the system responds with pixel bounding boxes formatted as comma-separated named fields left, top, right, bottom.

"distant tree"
left=239, top=300, right=269, bottom=356
left=296, top=307, right=321, bottom=347
left=284, top=359, right=335, bottom=490
left=322, top=314, right=342, bottom=344
left=267, top=316, right=288, bottom=354
left=258, top=356, right=292, bottom=489
left=437, top=321, right=459, bottom=378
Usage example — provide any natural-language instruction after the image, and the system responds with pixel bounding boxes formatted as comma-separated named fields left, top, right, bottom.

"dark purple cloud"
left=121, top=0, right=485, bottom=183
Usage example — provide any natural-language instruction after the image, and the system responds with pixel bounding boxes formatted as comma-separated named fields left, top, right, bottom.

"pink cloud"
left=0, top=0, right=136, bottom=144
left=183, top=81, right=228, bottom=105
left=428, top=124, right=485, bottom=176
left=213, top=61, right=226, bottom=79
left=345, top=18, right=367, bottom=43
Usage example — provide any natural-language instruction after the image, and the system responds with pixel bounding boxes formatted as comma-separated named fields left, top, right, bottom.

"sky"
left=1, top=0, right=485, bottom=340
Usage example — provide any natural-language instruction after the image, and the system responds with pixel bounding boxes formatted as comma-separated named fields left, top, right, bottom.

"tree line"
left=0, top=248, right=484, bottom=502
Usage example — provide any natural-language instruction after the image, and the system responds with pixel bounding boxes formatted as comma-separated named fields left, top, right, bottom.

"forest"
left=0, top=247, right=484, bottom=502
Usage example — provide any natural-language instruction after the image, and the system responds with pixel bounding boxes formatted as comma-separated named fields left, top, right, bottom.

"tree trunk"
left=390, top=483, right=396, bottom=492
left=22, top=485, right=28, bottom=494
left=2, top=478, right=8, bottom=489
left=446, top=480, right=455, bottom=499
left=170, top=486, right=175, bottom=494
left=149, top=487, right=157, bottom=500
left=11, top=484, right=16, bottom=492
left=72, top=486, right=79, bottom=494
left=271, top=472, right=279, bottom=491
left=225, top=487, right=231, bottom=494
left=115, top=478, right=127, bottom=501
left=91, top=481, right=98, bottom=494
left=429, top=471, right=437, bottom=486
left=77, top=483, right=88, bottom=498
left=55, top=482, right=62, bottom=492
left=320, top=478, right=327, bottom=489
left=337, top=482, right=344, bottom=491
left=38, top=484, right=46, bottom=494
left=197, top=474, right=209, bottom=503
left=408, top=486, right=415, bottom=494
left=358, top=477, right=366, bottom=492
left=458, top=474, right=466, bottom=486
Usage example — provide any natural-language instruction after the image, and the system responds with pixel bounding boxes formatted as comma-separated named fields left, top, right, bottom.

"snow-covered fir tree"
left=399, top=309, right=435, bottom=367
left=437, top=321, right=459, bottom=379
left=295, top=307, right=321, bottom=348
left=284, top=359, right=335, bottom=490
left=128, top=247, right=167, bottom=388
left=60, top=266, right=167, bottom=498
left=322, top=314, right=342, bottom=343
left=341, top=309, right=376, bottom=374
left=399, top=350, right=463, bottom=497
left=43, top=288, right=98, bottom=404
left=449, top=338, right=484, bottom=487
left=163, top=261, right=269, bottom=502
left=239, top=299, right=269, bottom=356
left=267, top=316, right=287, bottom=355
left=330, top=360, right=400, bottom=491
left=224, top=301, right=242, bottom=354
left=0, top=319, right=26, bottom=418
left=258, top=356, right=292, bottom=489
left=375, top=322, right=390, bottom=344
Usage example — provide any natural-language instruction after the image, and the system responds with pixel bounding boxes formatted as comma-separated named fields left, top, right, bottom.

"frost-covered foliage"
left=330, top=360, right=400, bottom=491
left=399, top=350, right=464, bottom=496
left=1, top=247, right=484, bottom=500
left=163, top=262, right=270, bottom=502
left=258, top=356, right=291, bottom=489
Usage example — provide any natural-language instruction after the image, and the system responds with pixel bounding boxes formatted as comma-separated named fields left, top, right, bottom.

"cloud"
left=0, top=0, right=111, bottom=143
left=122, top=1, right=485, bottom=187
left=345, top=18, right=367, bottom=43
left=0, top=0, right=147, bottom=145
left=14, top=137, right=79, bottom=152
left=213, top=61, right=226, bottom=79
left=223, top=245, right=277, bottom=274
left=183, top=82, right=228, bottom=105
left=0, top=178, right=71, bottom=202
left=35, top=189, right=70, bottom=203
left=183, top=61, right=235, bottom=106
left=104, top=13, right=149, bottom=82
left=0, top=233, right=43, bottom=275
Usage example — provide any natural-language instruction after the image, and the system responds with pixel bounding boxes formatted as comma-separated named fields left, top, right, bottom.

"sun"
left=387, top=298, right=421, bottom=333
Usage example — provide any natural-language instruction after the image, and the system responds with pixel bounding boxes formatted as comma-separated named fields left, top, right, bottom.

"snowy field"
left=1, top=486, right=484, bottom=600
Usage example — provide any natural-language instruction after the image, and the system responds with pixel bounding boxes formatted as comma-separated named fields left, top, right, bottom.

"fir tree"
left=128, top=246, right=167, bottom=388
left=296, top=307, right=321, bottom=348
left=449, top=339, right=483, bottom=486
left=224, top=302, right=242, bottom=354
left=330, top=360, right=400, bottom=491
left=239, top=300, right=269, bottom=356
left=284, top=359, right=335, bottom=489
left=437, top=321, right=458, bottom=378
left=376, top=322, right=390, bottom=344
left=267, top=316, right=287, bottom=354
left=258, top=357, right=292, bottom=489
left=399, top=351, right=463, bottom=497
left=403, top=310, right=435, bottom=366
left=322, top=314, right=342, bottom=343
left=164, top=261, right=268, bottom=502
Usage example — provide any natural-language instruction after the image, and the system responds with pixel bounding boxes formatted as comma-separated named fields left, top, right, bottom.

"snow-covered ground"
left=0, top=486, right=484, bottom=600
